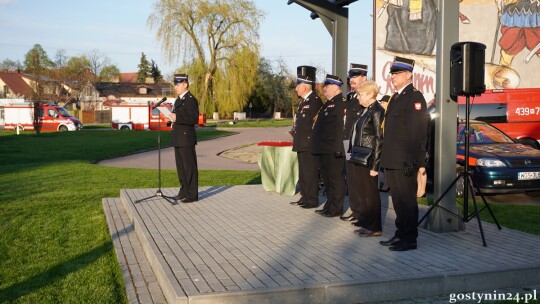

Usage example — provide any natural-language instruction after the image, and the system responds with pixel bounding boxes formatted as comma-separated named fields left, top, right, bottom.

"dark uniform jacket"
left=343, top=92, right=363, bottom=139
left=171, top=91, right=199, bottom=147
left=292, top=92, right=323, bottom=152
left=380, top=83, right=429, bottom=169
left=311, top=93, right=345, bottom=155
left=349, top=102, right=385, bottom=171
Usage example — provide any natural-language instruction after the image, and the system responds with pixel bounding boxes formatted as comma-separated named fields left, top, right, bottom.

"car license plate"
left=518, top=171, right=540, bottom=180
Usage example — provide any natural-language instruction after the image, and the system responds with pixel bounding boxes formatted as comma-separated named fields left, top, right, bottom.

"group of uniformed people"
left=290, top=56, right=430, bottom=252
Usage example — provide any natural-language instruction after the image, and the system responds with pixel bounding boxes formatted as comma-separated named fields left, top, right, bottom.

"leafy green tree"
left=137, top=52, right=151, bottom=82
left=23, top=44, right=54, bottom=75
left=248, top=58, right=294, bottom=118
left=100, top=65, right=120, bottom=82
left=150, top=60, right=163, bottom=82
left=65, top=56, right=91, bottom=81
left=148, top=0, right=264, bottom=115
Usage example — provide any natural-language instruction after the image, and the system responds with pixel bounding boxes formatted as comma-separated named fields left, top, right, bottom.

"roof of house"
left=95, top=82, right=172, bottom=98
left=120, top=73, right=138, bottom=83
left=0, top=72, right=34, bottom=98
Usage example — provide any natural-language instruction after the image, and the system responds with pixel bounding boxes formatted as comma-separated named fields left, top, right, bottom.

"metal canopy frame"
left=287, top=0, right=356, bottom=92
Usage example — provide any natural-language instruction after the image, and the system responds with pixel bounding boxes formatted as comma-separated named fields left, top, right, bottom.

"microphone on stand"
left=152, top=97, right=167, bottom=109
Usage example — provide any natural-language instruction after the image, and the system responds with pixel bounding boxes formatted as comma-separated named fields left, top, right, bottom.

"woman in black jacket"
left=346, top=81, right=385, bottom=237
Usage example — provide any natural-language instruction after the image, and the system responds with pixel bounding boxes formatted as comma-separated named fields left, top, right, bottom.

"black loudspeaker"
left=450, top=42, right=486, bottom=97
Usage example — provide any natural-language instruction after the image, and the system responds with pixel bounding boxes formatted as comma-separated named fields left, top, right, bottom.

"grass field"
left=0, top=129, right=260, bottom=303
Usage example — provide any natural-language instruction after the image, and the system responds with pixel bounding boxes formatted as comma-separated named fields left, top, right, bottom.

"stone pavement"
left=98, top=127, right=292, bottom=171
left=103, top=185, right=540, bottom=304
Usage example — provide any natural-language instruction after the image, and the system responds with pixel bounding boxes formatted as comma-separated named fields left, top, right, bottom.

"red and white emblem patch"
left=414, top=102, right=422, bottom=110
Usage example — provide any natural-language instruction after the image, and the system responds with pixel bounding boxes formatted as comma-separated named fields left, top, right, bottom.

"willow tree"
left=148, top=0, right=264, bottom=115
left=214, top=47, right=258, bottom=117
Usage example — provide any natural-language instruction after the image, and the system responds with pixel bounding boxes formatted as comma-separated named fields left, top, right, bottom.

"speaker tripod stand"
left=135, top=121, right=177, bottom=205
left=418, top=95, right=501, bottom=247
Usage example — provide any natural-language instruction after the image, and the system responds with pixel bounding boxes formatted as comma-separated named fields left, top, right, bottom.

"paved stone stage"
left=102, top=185, right=540, bottom=304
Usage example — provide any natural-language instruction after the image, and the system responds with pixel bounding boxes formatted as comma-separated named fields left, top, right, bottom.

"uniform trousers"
left=317, top=154, right=345, bottom=215
left=297, top=151, right=320, bottom=206
left=174, top=146, right=198, bottom=200
left=346, top=162, right=382, bottom=232
left=385, top=168, right=419, bottom=243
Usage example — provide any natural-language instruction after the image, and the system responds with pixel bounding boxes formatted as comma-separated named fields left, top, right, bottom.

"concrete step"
left=102, top=197, right=167, bottom=304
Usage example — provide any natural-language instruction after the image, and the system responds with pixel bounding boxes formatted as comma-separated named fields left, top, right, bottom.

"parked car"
left=456, top=88, right=540, bottom=149
left=428, top=119, right=540, bottom=196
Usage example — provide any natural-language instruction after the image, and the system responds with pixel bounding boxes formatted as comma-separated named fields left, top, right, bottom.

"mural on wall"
left=374, top=0, right=540, bottom=103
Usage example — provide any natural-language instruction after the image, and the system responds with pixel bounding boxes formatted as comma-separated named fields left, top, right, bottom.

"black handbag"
left=349, top=145, right=373, bottom=166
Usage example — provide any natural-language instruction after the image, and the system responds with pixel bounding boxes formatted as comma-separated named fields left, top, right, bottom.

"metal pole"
left=427, top=0, right=464, bottom=232
left=287, top=0, right=349, bottom=94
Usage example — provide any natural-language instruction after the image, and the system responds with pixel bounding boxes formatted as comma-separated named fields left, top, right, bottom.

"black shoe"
left=356, top=229, right=382, bottom=237
left=301, top=204, right=318, bottom=209
left=389, top=241, right=417, bottom=251
left=340, top=215, right=356, bottom=221
left=321, top=212, right=340, bottom=217
left=181, top=197, right=198, bottom=203
left=380, top=236, right=400, bottom=247
left=314, top=209, right=326, bottom=214
left=290, top=198, right=303, bottom=205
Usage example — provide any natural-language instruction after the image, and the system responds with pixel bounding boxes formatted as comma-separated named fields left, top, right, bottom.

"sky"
left=0, top=0, right=373, bottom=78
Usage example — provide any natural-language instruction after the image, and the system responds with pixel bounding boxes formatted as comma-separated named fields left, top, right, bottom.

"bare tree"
left=0, top=58, right=23, bottom=71
left=85, top=49, right=112, bottom=82
left=148, top=0, right=265, bottom=115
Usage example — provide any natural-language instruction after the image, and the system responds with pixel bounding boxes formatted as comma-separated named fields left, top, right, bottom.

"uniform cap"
left=296, top=66, right=317, bottom=85
left=323, top=74, right=343, bottom=87
left=348, top=63, right=368, bottom=78
left=173, top=74, right=189, bottom=84
left=389, top=56, right=415, bottom=73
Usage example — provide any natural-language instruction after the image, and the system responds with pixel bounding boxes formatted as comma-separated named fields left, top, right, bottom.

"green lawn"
left=417, top=196, right=540, bottom=236
left=0, top=129, right=259, bottom=303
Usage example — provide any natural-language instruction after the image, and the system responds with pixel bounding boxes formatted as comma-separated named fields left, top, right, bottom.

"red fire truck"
left=110, top=102, right=173, bottom=131
left=4, top=102, right=82, bottom=132
left=110, top=102, right=207, bottom=130
left=457, top=88, right=540, bottom=148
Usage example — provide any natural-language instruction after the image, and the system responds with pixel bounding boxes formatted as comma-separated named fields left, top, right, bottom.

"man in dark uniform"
left=343, top=63, right=368, bottom=140
left=291, top=66, right=323, bottom=209
left=341, top=63, right=368, bottom=221
left=312, top=74, right=346, bottom=217
left=169, top=74, right=199, bottom=203
left=379, top=57, right=429, bottom=251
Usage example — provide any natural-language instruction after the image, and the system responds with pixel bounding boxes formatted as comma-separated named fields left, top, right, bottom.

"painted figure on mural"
left=383, top=0, right=437, bottom=55
left=489, top=0, right=540, bottom=88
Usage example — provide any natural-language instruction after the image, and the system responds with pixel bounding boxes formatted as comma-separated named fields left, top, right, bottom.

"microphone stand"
left=135, top=104, right=177, bottom=205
